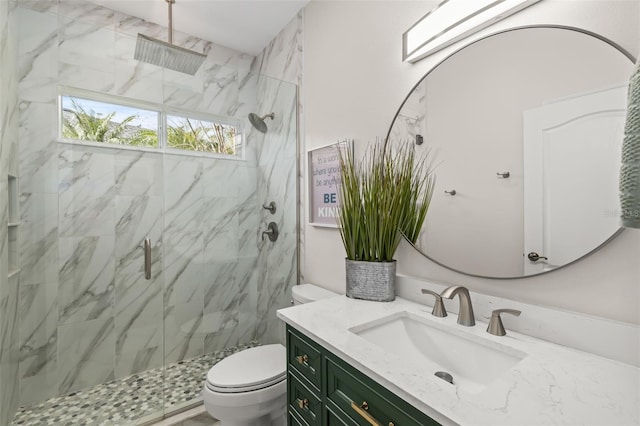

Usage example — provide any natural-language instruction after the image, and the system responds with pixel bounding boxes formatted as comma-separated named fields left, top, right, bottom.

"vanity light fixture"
left=403, top=0, right=541, bottom=63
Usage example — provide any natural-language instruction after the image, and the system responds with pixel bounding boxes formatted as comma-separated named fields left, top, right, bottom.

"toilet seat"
left=206, top=344, right=286, bottom=394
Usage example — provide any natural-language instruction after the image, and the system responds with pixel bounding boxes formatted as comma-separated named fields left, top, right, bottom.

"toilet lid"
left=206, top=344, right=286, bottom=393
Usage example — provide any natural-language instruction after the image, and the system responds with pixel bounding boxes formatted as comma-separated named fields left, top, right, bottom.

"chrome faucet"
left=440, top=286, right=475, bottom=326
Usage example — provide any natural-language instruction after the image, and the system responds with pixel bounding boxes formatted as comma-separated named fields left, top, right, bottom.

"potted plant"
left=337, top=139, right=435, bottom=301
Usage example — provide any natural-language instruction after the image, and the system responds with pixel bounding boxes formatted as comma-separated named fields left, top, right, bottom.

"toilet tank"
left=292, top=284, right=338, bottom=305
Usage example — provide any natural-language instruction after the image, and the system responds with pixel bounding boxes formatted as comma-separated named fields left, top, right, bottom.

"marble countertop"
left=277, top=295, right=640, bottom=426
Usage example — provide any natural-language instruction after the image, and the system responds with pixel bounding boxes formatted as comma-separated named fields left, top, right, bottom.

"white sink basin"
left=350, top=311, right=527, bottom=393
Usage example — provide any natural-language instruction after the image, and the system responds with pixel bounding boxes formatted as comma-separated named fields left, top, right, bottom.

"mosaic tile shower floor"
left=12, top=343, right=258, bottom=426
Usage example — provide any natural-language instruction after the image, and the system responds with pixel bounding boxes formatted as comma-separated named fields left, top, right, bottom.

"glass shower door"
left=111, top=149, right=167, bottom=421
left=161, top=153, right=209, bottom=413
left=160, top=144, right=262, bottom=414
left=54, top=12, right=169, bottom=419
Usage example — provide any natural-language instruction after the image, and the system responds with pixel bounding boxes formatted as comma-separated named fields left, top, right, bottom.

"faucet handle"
left=421, top=289, right=447, bottom=318
left=487, top=309, right=521, bottom=336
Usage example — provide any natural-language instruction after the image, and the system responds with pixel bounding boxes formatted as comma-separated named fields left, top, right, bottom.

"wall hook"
left=496, top=171, right=510, bottom=178
left=444, top=190, right=456, bottom=196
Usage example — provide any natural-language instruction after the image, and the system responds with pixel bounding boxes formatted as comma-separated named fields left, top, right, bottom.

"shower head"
left=248, top=112, right=275, bottom=133
left=135, top=34, right=206, bottom=75
left=134, top=0, right=206, bottom=76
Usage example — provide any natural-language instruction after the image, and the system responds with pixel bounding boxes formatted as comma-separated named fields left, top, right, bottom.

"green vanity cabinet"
left=286, top=325, right=441, bottom=426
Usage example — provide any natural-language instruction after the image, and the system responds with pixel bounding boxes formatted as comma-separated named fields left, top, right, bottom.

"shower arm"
left=167, top=0, right=175, bottom=45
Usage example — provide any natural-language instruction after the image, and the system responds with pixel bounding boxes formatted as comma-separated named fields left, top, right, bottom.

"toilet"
left=203, top=284, right=338, bottom=426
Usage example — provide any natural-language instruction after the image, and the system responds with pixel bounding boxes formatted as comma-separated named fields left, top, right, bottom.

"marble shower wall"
left=253, top=12, right=303, bottom=344
left=17, top=0, right=262, bottom=406
left=0, top=1, right=20, bottom=424
left=255, top=77, right=298, bottom=344
left=388, top=80, right=426, bottom=143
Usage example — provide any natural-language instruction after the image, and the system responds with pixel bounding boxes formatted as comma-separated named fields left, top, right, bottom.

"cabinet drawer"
left=287, top=328, right=322, bottom=390
left=288, top=371, right=322, bottom=425
left=327, top=357, right=440, bottom=426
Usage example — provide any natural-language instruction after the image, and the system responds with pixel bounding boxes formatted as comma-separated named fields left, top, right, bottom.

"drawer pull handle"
left=295, top=354, right=309, bottom=365
left=296, top=398, right=309, bottom=410
left=351, top=401, right=385, bottom=426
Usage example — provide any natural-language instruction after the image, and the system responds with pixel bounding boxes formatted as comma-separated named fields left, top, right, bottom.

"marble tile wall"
left=388, top=80, right=426, bottom=143
left=16, top=0, right=268, bottom=407
left=253, top=11, right=303, bottom=87
left=252, top=12, right=303, bottom=344
left=255, top=77, right=298, bottom=344
left=0, top=1, right=20, bottom=424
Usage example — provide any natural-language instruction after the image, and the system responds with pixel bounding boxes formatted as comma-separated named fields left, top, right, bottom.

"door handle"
left=527, top=252, right=548, bottom=262
left=144, top=238, right=151, bottom=280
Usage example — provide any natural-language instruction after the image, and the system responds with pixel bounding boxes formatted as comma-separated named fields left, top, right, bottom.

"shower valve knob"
left=262, top=201, right=276, bottom=214
left=261, top=222, right=279, bottom=242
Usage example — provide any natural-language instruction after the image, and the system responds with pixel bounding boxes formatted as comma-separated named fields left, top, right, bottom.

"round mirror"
left=388, top=26, right=635, bottom=279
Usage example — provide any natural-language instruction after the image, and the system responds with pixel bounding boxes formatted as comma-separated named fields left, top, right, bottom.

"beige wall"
left=303, top=0, right=640, bottom=324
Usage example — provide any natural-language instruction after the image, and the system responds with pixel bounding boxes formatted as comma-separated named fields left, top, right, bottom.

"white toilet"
left=202, top=284, right=338, bottom=426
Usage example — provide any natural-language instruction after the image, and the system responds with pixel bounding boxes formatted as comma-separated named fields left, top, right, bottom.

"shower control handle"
left=262, top=222, right=279, bottom=242
left=144, top=238, right=151, bottom=280
left=262, top=201, right=276, bottom=214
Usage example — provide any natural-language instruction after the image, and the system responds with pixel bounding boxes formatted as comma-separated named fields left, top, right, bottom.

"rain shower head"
left=134, top=0, right=206, bottom=76
left=135, top=34, right=205, bottom=75
left=248, top=112, right=275, bottom=133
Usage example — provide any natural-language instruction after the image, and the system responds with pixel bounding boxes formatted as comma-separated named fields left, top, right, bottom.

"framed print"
left=308, top=140, right=351, bottom=227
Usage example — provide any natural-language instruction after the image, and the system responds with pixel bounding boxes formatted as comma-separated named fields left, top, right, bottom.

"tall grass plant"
left=338, top=139, right=435, bottom=262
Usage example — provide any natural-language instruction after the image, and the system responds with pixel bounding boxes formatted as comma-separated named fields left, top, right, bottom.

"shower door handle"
left=144, top=238, right=151, bottom=280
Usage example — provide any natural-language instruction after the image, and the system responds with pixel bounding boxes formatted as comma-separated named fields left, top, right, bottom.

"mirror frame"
left=387, top=25, right=636, bottom=280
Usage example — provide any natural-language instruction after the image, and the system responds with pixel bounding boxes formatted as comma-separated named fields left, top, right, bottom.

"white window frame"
left=58, top=86, right=245, bottom=161
left=164, top=107, right=243, bottom=157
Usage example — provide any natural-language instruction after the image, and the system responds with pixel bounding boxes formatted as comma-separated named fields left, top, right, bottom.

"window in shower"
left=166, top=113, right=238, bottom=155
left=59, top=90, right=242, bottom=158
left=61, top=95, right=160, bottom=147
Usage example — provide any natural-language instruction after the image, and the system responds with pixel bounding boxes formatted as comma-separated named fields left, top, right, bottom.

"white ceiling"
left=88, top=0, right=309, bottom=55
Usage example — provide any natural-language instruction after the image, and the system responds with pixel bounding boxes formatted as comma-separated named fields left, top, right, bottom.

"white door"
left=523, top=85, right=627, bottom=274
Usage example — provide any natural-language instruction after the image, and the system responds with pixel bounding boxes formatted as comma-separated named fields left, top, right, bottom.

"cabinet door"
left=326, top=357, right=440, bottom=426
